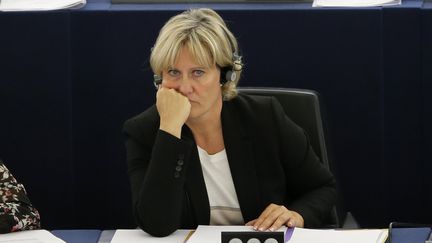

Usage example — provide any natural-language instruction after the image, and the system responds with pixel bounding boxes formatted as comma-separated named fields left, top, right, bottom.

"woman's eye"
left=193, top=70, right=205, bottom=77
left=168, top=70, right=180, bottom=77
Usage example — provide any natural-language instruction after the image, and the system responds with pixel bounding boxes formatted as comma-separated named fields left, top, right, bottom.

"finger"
left=286, top=217, right=296, bottom=228
left=259, top=203, right=277, bottom=216
left=269, top=212, right=291, bottom=231
left=156, top=87, right=169, bottom=101
left=253, top=204, right=278, bottom=230
left=254, top=204, right=277, bottom=223
left=156, top=87, right=162, bottom=99
left=287, top=210, right=304, bottom=228
left=245, top=219, right=257, bottom=226
left=255, top=206, right=285, bottom=231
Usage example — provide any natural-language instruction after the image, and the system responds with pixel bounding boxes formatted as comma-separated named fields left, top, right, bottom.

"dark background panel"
left=0, top=12, right=76, bottom=229
left=68, top=11, right=160, bottom=229
left=382, top=6, right=424, bottom=224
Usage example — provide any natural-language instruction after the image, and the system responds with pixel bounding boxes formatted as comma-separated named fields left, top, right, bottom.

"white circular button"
left=247, top=238, right=261, bottom=243
left=264, top=238, right=278, bottom=243
left=229, top=238, right=243, bottom=243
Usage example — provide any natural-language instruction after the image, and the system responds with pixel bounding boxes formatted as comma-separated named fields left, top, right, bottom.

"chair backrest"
left=238, top=87, right=340, bottom=228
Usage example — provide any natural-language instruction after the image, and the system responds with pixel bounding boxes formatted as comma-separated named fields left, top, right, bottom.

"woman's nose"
left=178, top=75, right=193, bottom=96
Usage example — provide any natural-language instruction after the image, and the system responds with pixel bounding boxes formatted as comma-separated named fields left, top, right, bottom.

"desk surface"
left=51, top=230, right=102, bottom=243
left=390, top=227, right=432, bottom=243
left=51, top=228, right=430, bottom=243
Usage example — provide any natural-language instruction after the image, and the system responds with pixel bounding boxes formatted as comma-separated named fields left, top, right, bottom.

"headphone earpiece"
left=220, top=52, right=242, bottom=85
left=225, top=70, right=237, bottom=84
left=153, top=74, right=162, bottom=89
left=220, top=67, right=237, bottom=85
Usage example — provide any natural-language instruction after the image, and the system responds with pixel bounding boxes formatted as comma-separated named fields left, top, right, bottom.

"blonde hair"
left=150, top=8, right=243, bottom=100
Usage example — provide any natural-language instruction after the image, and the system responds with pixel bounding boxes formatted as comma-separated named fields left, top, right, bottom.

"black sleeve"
left=270, top=97, right=337, bottom=228
left=0, top=161, right=41, bottom=234
left=123, top=118, right=194, bottom=237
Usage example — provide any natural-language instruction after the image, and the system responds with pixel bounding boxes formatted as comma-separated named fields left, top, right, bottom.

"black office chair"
left=238, top=87, right=348, bottom=228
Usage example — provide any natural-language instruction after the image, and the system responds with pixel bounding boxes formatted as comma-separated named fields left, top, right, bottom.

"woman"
left=0, top=160, right=41, bottom=233
left=123, top=8, right=337, bottom=237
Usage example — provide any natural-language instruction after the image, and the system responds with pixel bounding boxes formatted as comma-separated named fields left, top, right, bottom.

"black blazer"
left=123, top=93, right=337, bottom=237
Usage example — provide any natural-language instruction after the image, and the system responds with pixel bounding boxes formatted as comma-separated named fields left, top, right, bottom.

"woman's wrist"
left=159, top=124, right=182, bottom=139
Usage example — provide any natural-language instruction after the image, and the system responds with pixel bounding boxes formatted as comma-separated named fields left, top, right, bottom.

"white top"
left=197, top=146, right=244, bottom=225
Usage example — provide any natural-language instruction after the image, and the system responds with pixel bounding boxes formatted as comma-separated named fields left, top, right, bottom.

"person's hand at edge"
left=245, top=203, right=304, bottom=231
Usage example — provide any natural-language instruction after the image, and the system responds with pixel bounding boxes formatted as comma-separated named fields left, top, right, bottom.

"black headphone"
left=220, top=52, right=242, bottom=86
left=153, top=74, right=162, bottom=89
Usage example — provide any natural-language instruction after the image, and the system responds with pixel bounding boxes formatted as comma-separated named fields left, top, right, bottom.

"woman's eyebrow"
left=167, top=66, right=208, bottom=70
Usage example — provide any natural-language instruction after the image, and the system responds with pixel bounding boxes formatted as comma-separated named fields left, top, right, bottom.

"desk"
left=390, top=227, right=432, bottom=243
left=1, top=0, right=431, bottom=229
left=51, top=230, right=102, bottom=243
left=69, top=228, right=429, bottom=243
left=52, top=228, right=429, bottom=243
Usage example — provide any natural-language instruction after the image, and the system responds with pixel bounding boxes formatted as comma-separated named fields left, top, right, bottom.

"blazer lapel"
left=222, top=101, right=262, bottom=222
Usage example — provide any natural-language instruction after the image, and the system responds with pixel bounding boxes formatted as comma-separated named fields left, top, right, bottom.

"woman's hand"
left=245, top=203, right=304, bottom=231
left=156, top=87, right=191, bottom=138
